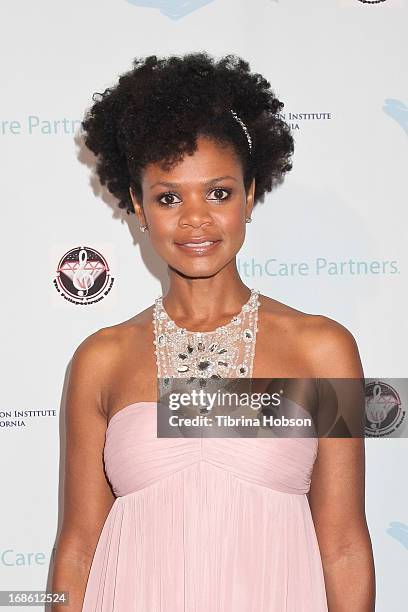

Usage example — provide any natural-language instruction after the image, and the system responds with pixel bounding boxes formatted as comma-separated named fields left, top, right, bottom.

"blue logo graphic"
left=387, top=521, right=408, bottom=550
left=383, top=99, right=408, bottom=136
left=126, top=0, right=215, bottom=19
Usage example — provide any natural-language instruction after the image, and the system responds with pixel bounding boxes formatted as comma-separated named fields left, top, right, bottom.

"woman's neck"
left=162, top=269, right=252, bottom=329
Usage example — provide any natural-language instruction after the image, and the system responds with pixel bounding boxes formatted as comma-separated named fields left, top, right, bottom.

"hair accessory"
left=140, top=224, right=148, bottom=232
left=230, top=110, right=253, bottom=153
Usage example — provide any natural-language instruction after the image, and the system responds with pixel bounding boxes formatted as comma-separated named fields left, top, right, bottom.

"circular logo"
left=356, top=0, right=387, bottom=4
left=54, top=246, right=114, bottom=305
left=365, top=380, right=405, bottom=437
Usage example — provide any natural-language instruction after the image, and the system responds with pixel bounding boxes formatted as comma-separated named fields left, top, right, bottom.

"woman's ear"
left=245, top=178, right=255, bottom=219
left=129, top=186, right=147, bottom=226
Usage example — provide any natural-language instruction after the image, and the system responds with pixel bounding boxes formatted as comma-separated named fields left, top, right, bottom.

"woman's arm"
left=51, top=330, right=117, bottom=611
left=307, top=319, right=376, bottom=611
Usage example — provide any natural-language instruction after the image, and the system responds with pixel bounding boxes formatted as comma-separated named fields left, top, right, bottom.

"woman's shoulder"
left=73, top=304, right=154, bottom=363
left=258, top=293, right=363, bottom=377
left=259, top=292, right=346, bottom=329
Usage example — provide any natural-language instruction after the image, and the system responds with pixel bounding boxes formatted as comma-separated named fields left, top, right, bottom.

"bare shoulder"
left=106, top=303, right=155, bottom=335
left=72, top=324, right=122, bottom=374
left=68, top=327, right=123, bottom=419
left=75, top=304, right=154, bottom=359
left=258, top=294, right=364, bottom=378
left=72, top=304, right=157, bottom=414
left=299, top=311, right=363, bottom=378
left=70, top=305, right=151, bottom=384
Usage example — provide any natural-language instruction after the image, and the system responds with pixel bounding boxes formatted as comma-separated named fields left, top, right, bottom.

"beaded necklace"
left=153, top=288, right=260, bottom=386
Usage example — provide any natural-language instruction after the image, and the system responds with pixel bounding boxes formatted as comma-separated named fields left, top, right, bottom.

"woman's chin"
left=167, top=261, right=225, bottom=279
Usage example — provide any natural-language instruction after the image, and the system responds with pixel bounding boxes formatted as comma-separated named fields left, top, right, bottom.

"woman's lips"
left=175, top=240, right=221, bottom=256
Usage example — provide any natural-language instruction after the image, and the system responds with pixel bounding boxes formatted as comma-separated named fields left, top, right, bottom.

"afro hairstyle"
left=81, top=52, right=294, bottom=214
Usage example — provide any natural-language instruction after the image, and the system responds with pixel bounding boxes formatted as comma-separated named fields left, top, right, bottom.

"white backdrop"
left=1, top=0, right=407, bottom=610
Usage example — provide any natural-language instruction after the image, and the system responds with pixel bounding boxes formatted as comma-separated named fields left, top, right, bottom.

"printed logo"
left=383, top=99, right=408, bottom=136
left=277, top=111, right=332, bottom=132
left=236, top=256, right=399, bottom=278
left=364, top=380, right=406, bottom=437
left=126, top=0, right=215, bottom=19
left=387, top=522, right=408, bottom=550
left=0, top=549, right=49, bottom=566
left=340, top=0, right=401, bottom=6
left=53, top=246, right=114, bottom=305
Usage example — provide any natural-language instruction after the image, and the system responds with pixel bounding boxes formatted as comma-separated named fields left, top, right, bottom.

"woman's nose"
left=178, top=195, right=213, bottom=228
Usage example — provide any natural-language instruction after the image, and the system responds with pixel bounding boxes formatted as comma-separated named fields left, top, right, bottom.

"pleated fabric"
left=81, top=402, right=328, bottom=611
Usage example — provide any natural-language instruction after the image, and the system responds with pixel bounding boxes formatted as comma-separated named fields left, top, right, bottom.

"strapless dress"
left=81, top=401, right=328, bottom=611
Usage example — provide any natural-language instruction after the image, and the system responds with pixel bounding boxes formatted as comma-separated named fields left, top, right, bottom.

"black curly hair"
left=81, top=52, right=294, bottom=215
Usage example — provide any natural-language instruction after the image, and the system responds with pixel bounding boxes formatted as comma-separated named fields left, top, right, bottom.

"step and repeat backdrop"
left=1, top=0, right=407, bottom=610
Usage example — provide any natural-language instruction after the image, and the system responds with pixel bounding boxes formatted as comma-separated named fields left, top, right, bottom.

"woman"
left=52, top=53, right=375, bottom=611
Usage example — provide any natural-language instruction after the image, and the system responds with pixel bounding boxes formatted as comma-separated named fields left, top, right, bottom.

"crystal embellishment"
left=153, top=288, right=260, bottom=385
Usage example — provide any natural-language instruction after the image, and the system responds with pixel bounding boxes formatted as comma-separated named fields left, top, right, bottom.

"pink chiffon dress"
left=81, top=400, right=328, bottom=611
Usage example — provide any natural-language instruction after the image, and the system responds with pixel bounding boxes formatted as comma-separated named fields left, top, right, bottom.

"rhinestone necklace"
left=153, top=288, right=260, bottom=385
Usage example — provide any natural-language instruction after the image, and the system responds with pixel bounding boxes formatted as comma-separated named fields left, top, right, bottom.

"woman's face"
left=129, top=135, right=255, bottom=278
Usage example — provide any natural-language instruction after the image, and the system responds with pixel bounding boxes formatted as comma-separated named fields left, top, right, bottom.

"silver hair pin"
left=230, top=109, right=253, bottom=153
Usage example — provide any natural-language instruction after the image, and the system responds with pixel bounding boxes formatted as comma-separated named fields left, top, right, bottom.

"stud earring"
left=140, top=224, right=148, bottom=232
left=245, top=217, right=252, bottom=223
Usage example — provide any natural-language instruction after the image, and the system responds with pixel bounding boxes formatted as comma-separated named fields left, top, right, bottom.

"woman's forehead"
left=141, top=137, right=243, bottom=187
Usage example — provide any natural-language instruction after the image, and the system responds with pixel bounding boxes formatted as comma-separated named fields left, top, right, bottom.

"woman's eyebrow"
left=149, top=175, right=239, bottom=189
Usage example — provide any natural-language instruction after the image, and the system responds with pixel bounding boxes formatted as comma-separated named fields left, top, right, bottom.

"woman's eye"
left=208, top=188, right=231, bottom=201
left=158, top=192, right=181, bottom=206
left=157, top=188, right=230, bottom=206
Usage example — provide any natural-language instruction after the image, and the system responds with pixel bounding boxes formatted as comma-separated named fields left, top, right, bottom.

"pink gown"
left=81, top=401, right=328, bottom=611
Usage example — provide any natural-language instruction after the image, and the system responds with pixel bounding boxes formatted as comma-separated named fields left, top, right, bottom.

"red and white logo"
left=54, top=246, right=114, bottom=305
